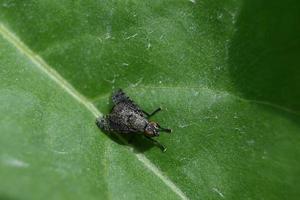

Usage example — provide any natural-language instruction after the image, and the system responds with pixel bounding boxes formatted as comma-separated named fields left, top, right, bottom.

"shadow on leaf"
left=229, top=0, right=300, bottom=113
left=100, top=129, right=156, bottom=153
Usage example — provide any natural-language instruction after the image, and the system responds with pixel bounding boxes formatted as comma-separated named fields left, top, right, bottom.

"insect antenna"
left=160, top=127, right=172, bottom=133
left=157, top=123, right=172, bottom=133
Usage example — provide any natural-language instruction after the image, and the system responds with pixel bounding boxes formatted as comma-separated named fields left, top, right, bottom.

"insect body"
left=96, top=89, right=171, bottom=152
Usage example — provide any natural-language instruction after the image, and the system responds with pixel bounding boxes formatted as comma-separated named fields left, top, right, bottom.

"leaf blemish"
left=178, top=122, right=200, bottom=129
left=147, top=43, right=151, bottom=49
left=104, top=74, right=119, bottom=84
left=2, top=156, right=29, bottom=168
left=104, top=32, right=111, bottom=40
left=130, top=78, right=143, bottom=88
left=125, top=33, right=138, bottom=40
left=178, top=124, right=191, bottom=128
left=246, top=140, right=255, bottom=145
left=193, top=91, right=199, bottom=96
left=212, top=187, right=225, bottom=198
left=52, top=150, right=68, bottom=155
left=121, top=63, right=129, bottom=67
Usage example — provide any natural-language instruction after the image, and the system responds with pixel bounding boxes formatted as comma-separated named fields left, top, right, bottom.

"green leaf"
left=1, top=0, right=300, bottom=199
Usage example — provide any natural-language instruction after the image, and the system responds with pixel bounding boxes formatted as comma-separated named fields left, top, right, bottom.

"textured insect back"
left=112, top=89, right=142, bottom=113
left=112, top=89, right=131, bottom=105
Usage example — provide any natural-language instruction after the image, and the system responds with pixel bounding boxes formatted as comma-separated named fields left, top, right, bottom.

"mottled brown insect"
left=96, top=89, right=171, bottom=152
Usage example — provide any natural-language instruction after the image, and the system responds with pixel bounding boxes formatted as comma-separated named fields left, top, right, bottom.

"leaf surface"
left=1, top=0, right=300, bottom=199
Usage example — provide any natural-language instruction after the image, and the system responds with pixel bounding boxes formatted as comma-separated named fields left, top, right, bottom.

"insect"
left=96, top=89, right=172, bottom=152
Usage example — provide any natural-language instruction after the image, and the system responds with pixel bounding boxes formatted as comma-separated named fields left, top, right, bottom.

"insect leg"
left=145, top=136, right=167, bottom=152
left=143, top=107, right=161, bottom=117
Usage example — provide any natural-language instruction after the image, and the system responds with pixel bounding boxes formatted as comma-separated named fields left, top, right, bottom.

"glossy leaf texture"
left=1, top=0, right=300, bottom=199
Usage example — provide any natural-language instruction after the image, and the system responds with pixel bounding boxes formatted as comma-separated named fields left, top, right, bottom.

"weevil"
left=96, top=89, right=172, bottom=152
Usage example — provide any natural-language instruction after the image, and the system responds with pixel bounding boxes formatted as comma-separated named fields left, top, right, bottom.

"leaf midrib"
left=0, top=23, right=189, bottom=200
